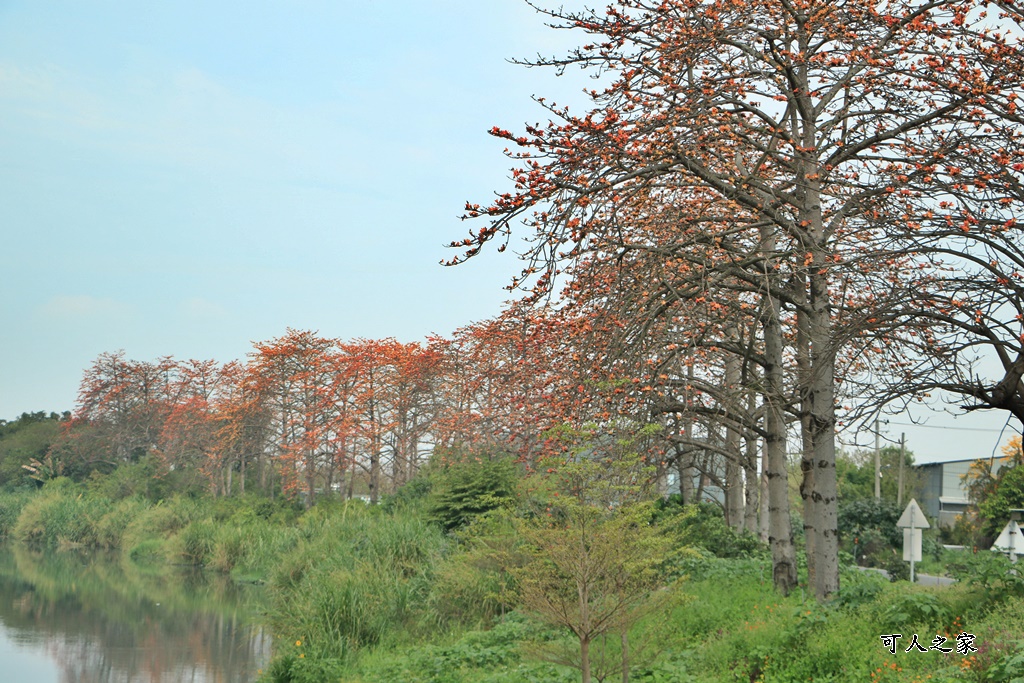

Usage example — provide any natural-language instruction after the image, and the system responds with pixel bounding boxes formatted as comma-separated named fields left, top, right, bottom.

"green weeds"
left=8, top=481, right=1024, bottom=683
left=0, top=489, right=34, bottom=538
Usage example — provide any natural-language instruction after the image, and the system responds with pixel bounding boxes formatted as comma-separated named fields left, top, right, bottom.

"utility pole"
left=897, top=433, right=906, bottom=507
left=874, top=419, right=881, bottom=501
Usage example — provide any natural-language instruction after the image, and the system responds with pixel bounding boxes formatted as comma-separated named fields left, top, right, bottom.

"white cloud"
left=40, top=295, right=132, bottom=319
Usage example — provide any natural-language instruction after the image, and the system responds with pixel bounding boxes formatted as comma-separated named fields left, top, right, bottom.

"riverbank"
left=3, top=481, right=1024, bottom=682
left=0, top=543, right=270, bottom=682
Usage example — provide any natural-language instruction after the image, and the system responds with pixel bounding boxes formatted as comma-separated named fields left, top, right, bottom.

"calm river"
left=0, top=545, right=271, bottom=682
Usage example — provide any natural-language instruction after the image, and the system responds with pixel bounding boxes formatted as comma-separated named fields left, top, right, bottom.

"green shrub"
left=209, top=527, right=245, bottom=572
left=986, top=642, right=1024, bottom=683
left=948, top=550, right=1024, bottom=606
left=364, top=515, right=446, bottom=577
left=94, top=496, right=149, bottom=549
left=201, top=515, right=302, bottom=576
left=359, top=613, right=574, bottom=683
left=653, top=499, right=764, bottom=559
left=882, top=591, right=953, bottom=630
left=425, top=542, right=519, bottom=629
left=173, top=519, right=219, bottom=565
left=380, top=474, right=433, bottom=514
left=84, top=455, right=182, bottom=501
left=880, top=551, right=910, bottom=582
left=833, top=572, right=885, bottom=610
left=427, top=456, right=518, bottom=532
left=228, top=521, right=302, bottom=578
left=265, top=503, right=449, bottom=666
left=270, top=559, right=425, bottom=662
left=942, top=509, right=985, bottom=547
left=11, top=485, right=111, bottom=547
left=838, top=498, right=904, bottom=566
left=978, top=463, right=1024, bottom=538
left=260, top=651, right=347, bottom=683
left=120, top=496, right=204, bottom=551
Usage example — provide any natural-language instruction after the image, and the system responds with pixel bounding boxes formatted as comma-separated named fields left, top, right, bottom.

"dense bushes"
left=837, top=498, right=916, bottom=571
left=425, top=455, right=519, bottom=532
left=12, top=478, right=112, bottom=547
left=9, top=466, right=1024, bottom=683
left=978, top=464, right=1024, bottom=538
left=340, top=551, right=1024, bottom=683
left=653, top=497, right=764, bottom=559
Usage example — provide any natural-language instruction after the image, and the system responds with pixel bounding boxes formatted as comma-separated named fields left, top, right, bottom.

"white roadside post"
left=992, top=510, right=1024, bottom=564
left=897, top=499, right=930, bottom=583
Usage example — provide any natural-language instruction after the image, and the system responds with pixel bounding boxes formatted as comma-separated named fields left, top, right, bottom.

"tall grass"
left=0, top=489, right=34, bottom=538
left=120, top=496, right=204, bottom=550
left=94, top=496, right=149, bottom=549
left=264, top=503, right=449, bottom=664
left=12, top=480, right=113, bottom=547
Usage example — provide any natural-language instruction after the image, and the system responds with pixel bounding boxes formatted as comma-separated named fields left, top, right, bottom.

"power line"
left=991, top=414, right=1015, bottom=465
left=886, top=421, right=1018, bottom=434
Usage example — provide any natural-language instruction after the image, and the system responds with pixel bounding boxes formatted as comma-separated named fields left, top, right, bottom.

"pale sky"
left=0, top=1, right=1016, bottom=463
left=0, top=1, right=567, bottom=415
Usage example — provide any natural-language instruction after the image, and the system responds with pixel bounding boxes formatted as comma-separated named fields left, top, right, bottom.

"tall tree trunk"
left=762, top=226, right=798, bottom=595
left=347, top=458, right=356, bottom=500
left=743, top=388, right=759, bottom=534
left=725, top=450, right=743, bottom=529
left=401, top=438, right=413, bottom=485
left=793, top=23, right=838, bottom=600
left=724, top=350, right=744, bottom=529
left=744, top=435, right=760, bottom=534
left=394, top=413, right=407, bottom=490
left=259, top=449, right=267, bottom=493
left=326, top=453, right=335, bottom=495
left=696, top=466, right=707, bottom=505
left=580, top=636, right=591, bottom=683
left=807, top=263, right=839, bottom=600
left=678, top=364, right=696, bottom=504
left=759, top=462, right=770, bottom=544
left=676, top=443, right=694, bottom=503
left=305, top=449, right=316, bottom=508
left=796, top=295, right=818, bottom=593
left=369, top=402, right=380, bottom=504
left=621, top=630, right=629, bottom=683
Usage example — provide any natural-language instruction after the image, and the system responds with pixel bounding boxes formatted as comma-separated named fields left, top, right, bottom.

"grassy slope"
left=347, top=561, right=1024, bottom=683
left=4, top=483, right=1024, bottom=683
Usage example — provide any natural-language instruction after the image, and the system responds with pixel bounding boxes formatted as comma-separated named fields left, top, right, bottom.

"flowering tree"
left=451, top=0, right=1024, bottom=599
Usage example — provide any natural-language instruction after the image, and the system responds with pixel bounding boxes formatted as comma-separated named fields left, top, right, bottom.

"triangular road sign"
left=992, top=520, right=1022, bottom=553
left=896, top=498, right=930, bottom=529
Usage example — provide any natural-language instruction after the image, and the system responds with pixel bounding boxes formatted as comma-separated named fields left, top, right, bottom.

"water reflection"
left=0, top=545, right=270, bottom=683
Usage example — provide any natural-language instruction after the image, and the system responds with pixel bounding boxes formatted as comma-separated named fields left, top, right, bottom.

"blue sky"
left=0, top=1, right=1013, bottom=462
left=0, top=1, right=584, bottom=418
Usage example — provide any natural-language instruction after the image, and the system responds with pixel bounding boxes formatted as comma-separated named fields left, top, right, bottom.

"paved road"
left=914, top=572, right=956, bottom=586
left=858, top=566, right=956, bottom=586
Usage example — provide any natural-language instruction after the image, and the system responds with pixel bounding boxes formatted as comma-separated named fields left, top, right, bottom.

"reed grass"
left=0, top=489, right=34, bottom=538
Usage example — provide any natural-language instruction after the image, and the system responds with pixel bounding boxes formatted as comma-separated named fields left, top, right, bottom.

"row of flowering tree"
left=55, top=312, right=673, bottom=505
left=47, top=0, right=1024, bottom=608
left=447, top=0, right=1024, bottom=601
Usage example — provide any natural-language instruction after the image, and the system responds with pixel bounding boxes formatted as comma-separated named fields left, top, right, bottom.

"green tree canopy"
left=0, top=412, right=67, bottom=488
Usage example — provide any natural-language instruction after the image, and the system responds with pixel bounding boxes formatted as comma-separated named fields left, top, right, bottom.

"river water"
left=0, top=545, right=271, bottom=682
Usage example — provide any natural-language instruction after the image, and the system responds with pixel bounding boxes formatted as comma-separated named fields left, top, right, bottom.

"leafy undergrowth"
left=11, top=480, right=1024, bottom=683
left=296, top=555, right=1024, bottom=683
